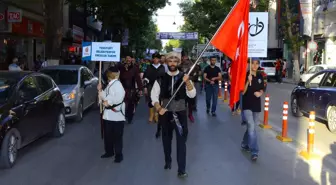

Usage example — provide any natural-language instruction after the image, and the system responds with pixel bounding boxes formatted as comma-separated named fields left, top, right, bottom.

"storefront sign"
left=11, top=17, right=44, bottom=37
left=72, top=25, right=84, bottom=43
left=248, top=12, right=269, bottom=58
left=82, top=42, right=121, bottom=62
left=7, top=8, right=22, bottom=23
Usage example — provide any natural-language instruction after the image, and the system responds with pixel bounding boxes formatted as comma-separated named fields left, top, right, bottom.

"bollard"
left=218, top=80, right=222, bottom=99
left=300, top=111, right=319, bottom=160
left=259, top=95, right=272, bottom=129
left=276, top=102, right=292, bottom=142
left=224, top=82, right=228, bottom=103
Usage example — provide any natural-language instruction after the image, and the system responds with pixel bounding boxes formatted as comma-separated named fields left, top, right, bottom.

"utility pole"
left=308, top=0, right=315, bottom=70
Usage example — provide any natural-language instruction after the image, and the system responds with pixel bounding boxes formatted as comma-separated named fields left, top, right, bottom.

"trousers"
left=160, top=110, right=188, bottom=172
left=103, top=120, right=125, bottom=157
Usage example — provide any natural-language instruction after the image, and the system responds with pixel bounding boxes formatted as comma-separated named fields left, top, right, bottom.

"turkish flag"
left=211, top=0, right=250, bottom=108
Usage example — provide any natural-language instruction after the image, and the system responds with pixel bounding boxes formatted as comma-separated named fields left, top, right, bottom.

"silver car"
left=40, top=65, right=99, bottom=121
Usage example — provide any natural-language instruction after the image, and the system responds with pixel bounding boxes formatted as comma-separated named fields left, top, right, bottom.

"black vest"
left=146, top=64, right=166, bottom=86
left=159, top=72, right=187, bottom=101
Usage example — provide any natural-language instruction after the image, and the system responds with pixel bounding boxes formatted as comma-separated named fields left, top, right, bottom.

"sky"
left=153, top=0, right=185, bottom=47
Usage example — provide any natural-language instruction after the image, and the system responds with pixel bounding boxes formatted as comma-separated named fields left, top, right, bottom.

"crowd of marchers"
left=97, top=52, right=266, bottom=178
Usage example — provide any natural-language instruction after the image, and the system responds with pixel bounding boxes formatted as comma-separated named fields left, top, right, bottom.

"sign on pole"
left=308, top=41, right=317, bottom=50
left=82, top=42, right=121, bottom=62
left=248, top=12, right=269, bottom=58
left=156, top=32, right=198, bottom=40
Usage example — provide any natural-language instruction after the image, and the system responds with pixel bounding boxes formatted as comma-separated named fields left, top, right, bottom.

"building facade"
left=0, top=0, right=44, bottom=70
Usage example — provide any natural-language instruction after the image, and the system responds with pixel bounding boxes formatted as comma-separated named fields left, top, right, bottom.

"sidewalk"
left=282, top=78, right=298, bottom=85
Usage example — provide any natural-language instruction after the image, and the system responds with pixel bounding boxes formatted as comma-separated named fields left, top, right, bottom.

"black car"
left=291, top=69, right=336, bottom=133
left=0, top=71, right=65, bottom=168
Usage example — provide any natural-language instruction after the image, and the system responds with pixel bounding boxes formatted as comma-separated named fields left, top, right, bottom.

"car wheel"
left=0, top=129, right=20, bottom=169
left=291, top=95, right=303, bottom=117
left=327, top=106, right=336, bottom=133
left=75, top=101, right=84, bottom=122
left=53, top=110, right=66, bottom=137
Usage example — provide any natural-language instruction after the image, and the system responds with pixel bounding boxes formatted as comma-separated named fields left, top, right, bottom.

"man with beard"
left=143, top=52, right=166, bottom=125
left=203, top=56, right=222, bottom=116
left=119, top=54, right=143, bottom=124
left=151, top=52, right=196, bottom=178
left=180, top=53, right=197, bottom=122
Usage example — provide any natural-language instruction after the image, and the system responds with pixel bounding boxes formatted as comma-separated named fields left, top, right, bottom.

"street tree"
left=281, top=0, right=303, bottom=81
left=42, top=0, right=65, bottom=60
left=164, top=40, right=180, bottom=52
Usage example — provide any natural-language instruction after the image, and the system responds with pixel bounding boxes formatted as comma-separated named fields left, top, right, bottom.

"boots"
left=149, top=108, right=155, bottom=123
left=154, top=112, right=159, bottom=123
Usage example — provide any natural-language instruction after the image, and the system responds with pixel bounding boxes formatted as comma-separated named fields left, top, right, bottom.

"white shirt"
left=99, top=79, right=126, bottom=121
left=151, top=70, right=196, bottom=106
left=8, top=64, right=22, bottom=71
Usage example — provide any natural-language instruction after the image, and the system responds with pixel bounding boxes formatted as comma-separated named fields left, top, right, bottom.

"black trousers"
left=125, top=90, right=136, bottom=123
left=103, top=120, right=125, bottom=157
left=160, top=111, right=188, bottom=172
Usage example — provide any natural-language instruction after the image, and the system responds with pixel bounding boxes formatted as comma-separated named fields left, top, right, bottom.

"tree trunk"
left=283, top=0, right=300, bottom=82
left=43, top=0, right=64, bottom=60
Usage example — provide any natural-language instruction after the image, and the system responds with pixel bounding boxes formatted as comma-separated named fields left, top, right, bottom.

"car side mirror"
left=298, top=81, right=305, bottom=87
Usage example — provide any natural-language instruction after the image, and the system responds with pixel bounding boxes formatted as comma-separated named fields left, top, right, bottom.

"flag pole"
left=164, top=0, right=241, bottom=109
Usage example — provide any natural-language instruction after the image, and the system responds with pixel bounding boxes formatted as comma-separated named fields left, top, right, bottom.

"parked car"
left=259, top=60, right=276, bottom=80
left=0, top=71, right=65, bottom=168
left=291, top=69, right=336, bottom=133
left=300, top=64, right=336, bottom=82
left=40, top=65, right=99, bottom=121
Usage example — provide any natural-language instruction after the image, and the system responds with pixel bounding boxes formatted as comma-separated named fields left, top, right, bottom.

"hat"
left=152, top=52, right=161, bottom=59
left=107, top=65, right=119, bottom=73
left=165, top=52, right=181, bottom=64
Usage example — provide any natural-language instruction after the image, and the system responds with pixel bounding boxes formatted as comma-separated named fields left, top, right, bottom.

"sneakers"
left=164, top=163, right=171, bottom=170
left=211, top=112, right=216, bottom=117
left=188, top=114, right=195, bottom=122
left=241, top=121, right=247, bottom=126
left=251, top=154, right=258, bottom=161
left=101, top=153, right=114, bottom=158
left=178, top=171, right=188, bottom=178
left=206, top=109, right=210, bottom=114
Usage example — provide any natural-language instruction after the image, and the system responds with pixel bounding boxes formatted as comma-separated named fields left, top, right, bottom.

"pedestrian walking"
left=180, top=53, right=196, bottom=122
left=150, top=52, right=196, bottom=178
left=143, top=53, right=166, bottom=138
left=98, top=66, right=126, bottom=163
left=119, top=54, right=143, bottom=124
left=199, top=57, right=209, bottom=93
left=8, top=57, right=22, bottom=71
left=241, top=58, right=265, bottom=161
left=203, top=56, right=221, bottom=116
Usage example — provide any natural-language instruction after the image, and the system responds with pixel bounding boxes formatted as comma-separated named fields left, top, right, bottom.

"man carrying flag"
left=211, top=0, right=261, bottom=161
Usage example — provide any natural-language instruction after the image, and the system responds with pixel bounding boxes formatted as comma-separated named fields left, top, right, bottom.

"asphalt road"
left=0, top=93, right=333, bottom=185
left=265, top=82, right=336, bottom=157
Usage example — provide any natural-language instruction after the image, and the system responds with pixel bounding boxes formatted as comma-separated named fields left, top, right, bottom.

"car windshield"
left=41, top=69, right=78, bottom=85
left=261, top=62, right=275, bottom=67
left=327, top=66, right=336, bottom=70
left=0, top=78, right=15, bottom=103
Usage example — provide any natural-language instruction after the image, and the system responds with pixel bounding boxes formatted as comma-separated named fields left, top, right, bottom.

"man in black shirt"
left=203, top=56, right=222, bottom=116
left=241, top=59, right=265, bottom=161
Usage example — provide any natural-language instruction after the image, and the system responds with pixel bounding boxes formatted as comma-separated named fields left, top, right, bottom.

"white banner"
left=156, top=32, right=198, bottom=40
left=82, top=42, right=121, bottom=62
left=248, top=12, right=269, bottom=58
left=299, top=0, right=312, bottom=36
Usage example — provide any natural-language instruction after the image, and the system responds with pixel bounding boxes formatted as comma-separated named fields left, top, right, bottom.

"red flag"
left=211, top=0, right=250, bottom=108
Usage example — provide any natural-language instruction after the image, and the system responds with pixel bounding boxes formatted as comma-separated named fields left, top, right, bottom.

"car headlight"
left=62, top=91, right=76, bottom=100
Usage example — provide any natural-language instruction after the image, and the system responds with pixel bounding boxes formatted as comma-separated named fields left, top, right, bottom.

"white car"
left=300, top=64, right=336, bottom=82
